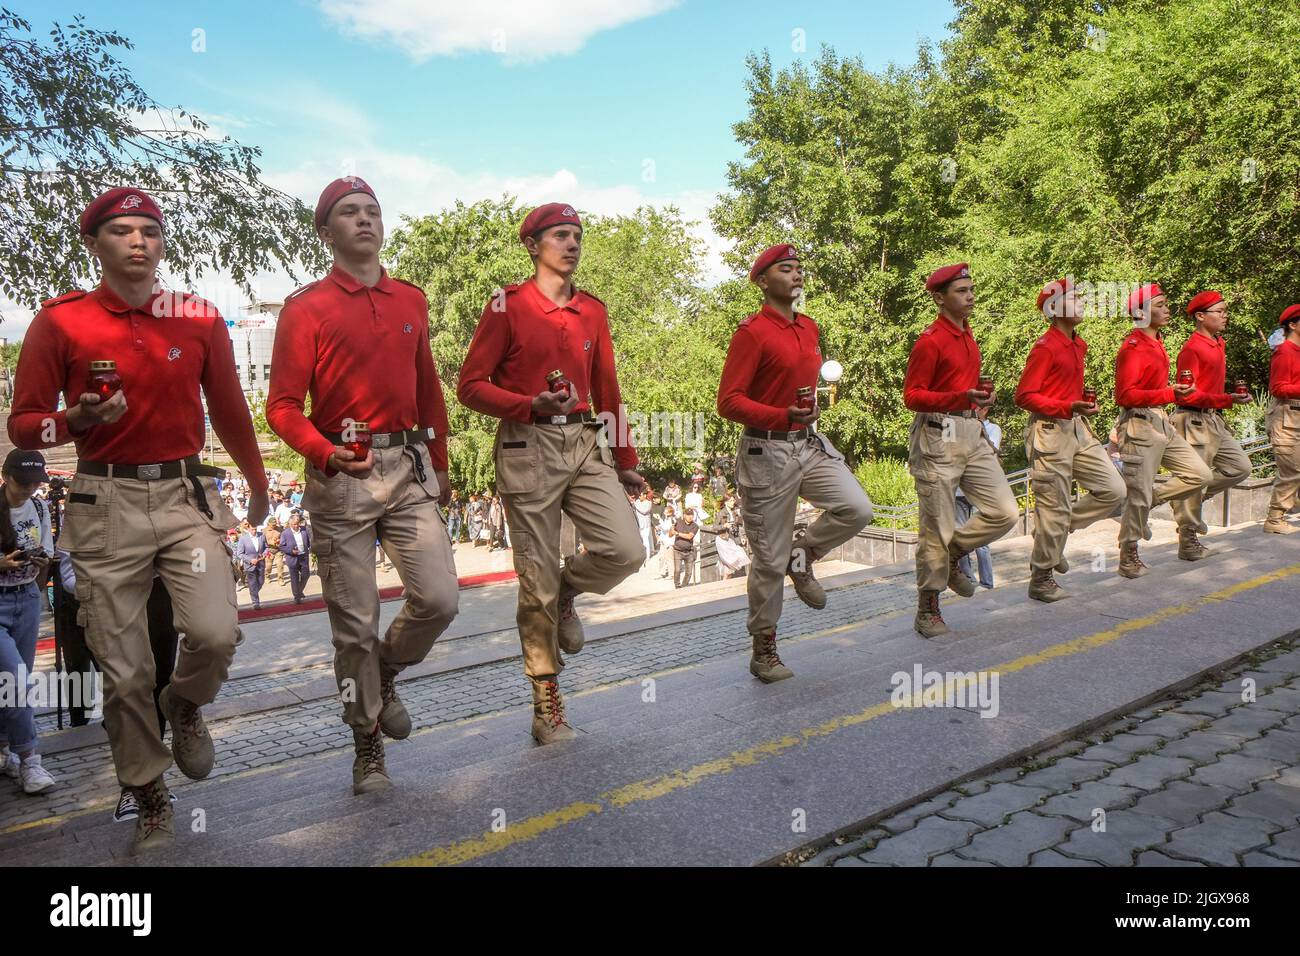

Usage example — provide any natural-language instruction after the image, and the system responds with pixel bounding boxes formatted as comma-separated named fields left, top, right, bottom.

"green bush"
left=854, top=456, right=918, bottom=531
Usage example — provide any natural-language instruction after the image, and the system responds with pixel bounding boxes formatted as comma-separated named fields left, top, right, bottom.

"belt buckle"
left=372, top=433, right=391, bottom=449
left=139, top=463, right=162, bottom=480
left=549, top=415, right=566, bottom=425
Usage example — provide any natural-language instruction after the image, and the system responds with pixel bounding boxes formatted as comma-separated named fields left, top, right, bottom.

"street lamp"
left=819, top=359, right=843, bottom=407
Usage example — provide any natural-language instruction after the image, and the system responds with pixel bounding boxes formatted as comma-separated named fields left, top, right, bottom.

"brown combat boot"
left=947, top=544, right=976, bottom=598
left=557, top=584, right=585, bottom=654
left=130, top=777, right=175, bottom=856
left=1264, top=511, right=1296, bottom=534
left=1118, top=543, right=1148, bottom=578
left=787, top=534, right=827, bottom=610
left=379, top=667, right=412, bottom=740
left=352, top=724, right=392, bottom=794
left=914, top=590, right=949, bottom=638
left=531, top=677, right=577, bottom=745
left=1055, top=556, right=1069, bottom=574
left=1028, top=568, right=1068, bottom=603
left=159, top=685, right=214, bottom=780
left=1178, top=526, right=1211, bottom=561
left=749, top=630, right=794, bottom=682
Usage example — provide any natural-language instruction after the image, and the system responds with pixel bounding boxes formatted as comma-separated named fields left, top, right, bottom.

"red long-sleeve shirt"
left=717, top=304, right=822, bottom=431
left=903, top=315, right=982, bottom=413
left=266, top=266, right=450, bottom=474
left=1115, top=331, right=1176, bottom=408
left=1175, top=330, right=1233, bottom=409
left=1014, top=324, right=1087, bottom=419
left=1271, top=339, right=1300, bottom=400
left=8, top=284, right=266, bottom=490
left=457, top=278, right=637, bottom=470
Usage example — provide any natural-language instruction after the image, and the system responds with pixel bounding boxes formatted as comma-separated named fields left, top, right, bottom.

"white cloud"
left=316, top=0, right=680, bottom=63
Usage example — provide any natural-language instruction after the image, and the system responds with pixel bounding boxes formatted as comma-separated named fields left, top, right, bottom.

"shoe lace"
left=174, top=697, right=204, bottom=738
left=360, top=728, right=385, bottom=774
left=541, top=680, right=569, bottom=727
left=380, top=676, right=398, bottom=708
left=1124, top=545, right=1148, bottom=568
left=756, top=632, right=785, bottom=666
left=559, top=593, right=576, bottom=623
left=137, top=783, right=169, bottom=834
left=923, top=593, right=944, bottom=620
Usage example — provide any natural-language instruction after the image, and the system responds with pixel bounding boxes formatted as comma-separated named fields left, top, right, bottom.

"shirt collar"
left=1192, top=329, right=1224, bottom=350
left=525, top=277, right=582, bottom=314
left=93, top=282, right=166, bottom=317
left=933, top=313, right=971, bottom=337
left=758, top=303, right=808, bottom=328
left=327, top=264, right=395, bottom=295
left=1045, top=324, right=1084, bottom=349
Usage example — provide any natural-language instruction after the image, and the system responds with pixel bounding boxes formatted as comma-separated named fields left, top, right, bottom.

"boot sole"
left=791, top=591, right=827, bottom=610
left=353, top=775, right=393, bottom=795
left=750, top=664, right=794, bottom=683
left=131, top=834, right=175, bottom=856
left=1029, top=591, right=1069, bottom=603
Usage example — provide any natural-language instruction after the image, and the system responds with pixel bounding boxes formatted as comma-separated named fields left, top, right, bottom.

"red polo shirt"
left=717, top=304, right=822, bottom=432
left=266, top=265, right=450, bottom=473
left=457, top=278, right=638, bottom=469
left=8, top=283, right=266, bottom=490
left=1115, top=330, right=1176, bottom=408
left=1014, top=324, right=1087, bottom=419
left=1271, top=339, right=1300, bottom=400
left=1175, top=330, right=1233, bottom=409
left=903, top=314, right=982, bottom=413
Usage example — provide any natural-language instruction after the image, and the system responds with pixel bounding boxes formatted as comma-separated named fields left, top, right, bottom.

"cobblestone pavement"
left=3, top=568, right=956, bottom=831
left=809, top=640, right=1300, bottom=867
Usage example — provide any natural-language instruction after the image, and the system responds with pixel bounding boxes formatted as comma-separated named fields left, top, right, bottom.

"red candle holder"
left=86, top=360, right=122, bottom=402
left=1082, top=387, right=1098, bottom=405
left=978, top=376, right=994, bottom=396
left=344, top=421, right=372, bottom=459
left=1233, top=380, right=1249, bottom=396
left=1177, top=369, right=1194, bottom=387
left=546, top=369, right=573, bottom=401
left=796, top=386, right=817, bottom=412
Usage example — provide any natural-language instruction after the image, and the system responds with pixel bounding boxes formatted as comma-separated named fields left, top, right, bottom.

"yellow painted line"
left=388, top=563, right=1300, bottom=866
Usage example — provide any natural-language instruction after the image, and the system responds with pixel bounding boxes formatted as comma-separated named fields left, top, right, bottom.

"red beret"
left=79, top=188, right=164, bottom=235
left=1127, top=282, right=1163, bottom=317
left=1185, top=290, right=1223, bottom=316
left=1036, top=277, right=1073, bottom=313
left=748, top=243, right=801, bottom=282
left=314, top=176, right=378, bottom=230
left=1280, top=304, right=1300, bottom=326
left=519, top=203, right=582, bottom=242
left=926, top=262, right=970, bottom=291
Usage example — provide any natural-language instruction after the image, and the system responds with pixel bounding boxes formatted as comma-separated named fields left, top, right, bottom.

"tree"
left=0, top=9, right=327, bottom=309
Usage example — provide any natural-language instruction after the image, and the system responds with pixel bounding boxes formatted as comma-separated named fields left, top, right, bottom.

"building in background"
left=231, top=299, right=282, bottom=398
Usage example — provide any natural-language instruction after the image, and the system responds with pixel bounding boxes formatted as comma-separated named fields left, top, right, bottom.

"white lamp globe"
left=820, top=359, right=843, bottom=383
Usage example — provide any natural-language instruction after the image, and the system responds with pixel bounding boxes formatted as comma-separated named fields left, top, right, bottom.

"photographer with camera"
left=0, top=449, right=56, bottom=794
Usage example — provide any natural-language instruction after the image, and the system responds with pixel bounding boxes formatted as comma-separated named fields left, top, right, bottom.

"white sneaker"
left=1, top=748, right=19, bottom=780
left=20, top=754, right=56, bottom=794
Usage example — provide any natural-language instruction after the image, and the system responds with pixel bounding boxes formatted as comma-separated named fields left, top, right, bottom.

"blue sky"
left=3, top=0, right=956, bottom=329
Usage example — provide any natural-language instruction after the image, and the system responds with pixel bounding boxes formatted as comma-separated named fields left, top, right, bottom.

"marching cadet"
left=1264, top=305, right=1300, bottom=533
left=903, top=263, right=1018, bottom=637
left=717, top=243, right=872, bottom=681
left=457, top=203, right=645, bottom=745
left=267, top=176, right=459, bottom=793
left=1113, top=284, right=1213, bottom=577
left=1169, top=291, right=1253, bottom=558
left=1014, top=279, right=1126, bottom=601
left=8, top=188, right=267, bottom=854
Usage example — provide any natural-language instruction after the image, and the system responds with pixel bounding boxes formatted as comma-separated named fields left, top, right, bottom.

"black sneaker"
left=113, top=786, right=176, bottom=822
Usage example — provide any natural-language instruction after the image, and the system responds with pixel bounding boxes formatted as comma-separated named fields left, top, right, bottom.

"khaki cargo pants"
left=305, top=443, right=459, bottom=732
left=1170, top=409, right=1251, bottom=532
left=61, top=467, right=240, bottom=788
left=1267, top=399, right=1300, bottom=521
left=1115, top=408, right=1213, bottom=547
left=735, top=431, right=872, bottom=635
left=907, top=412, right=1018, bottom=593
left=495, top=420, right=643, bottom=679
left=1025, top=414, right=1127, bottom=571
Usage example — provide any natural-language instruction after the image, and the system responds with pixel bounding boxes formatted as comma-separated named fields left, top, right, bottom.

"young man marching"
left=458, top=203, right=644, bottom=744
left=9, top=188, right=266, bottom=853
left=1014, top=279, right=1126, bottom=601
left=717, top=244, right=872, bottom=680
left=267, top=176, right=459, bottom=793
left=903, top=263, right=1018, bottom=637
left=1169, top=291, right=1253, bottom=558
left=1264, top=305, right=1300, bottom=534
left=1113, top=284, right=1213, bottom=577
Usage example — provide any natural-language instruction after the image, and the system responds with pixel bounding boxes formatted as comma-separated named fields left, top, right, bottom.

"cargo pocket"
left=311, top=537, right=350, bottom=610
left=510, top=532, right=539, bottom=603
left=60, top=483, right=113, bottom=555
left=496, top=437, right=540, bottom=496
left=407, top=444, right=441, bottom=500
left=186, top=475, right=238, bottom=532
left=301, top=466, right=350, bottom=515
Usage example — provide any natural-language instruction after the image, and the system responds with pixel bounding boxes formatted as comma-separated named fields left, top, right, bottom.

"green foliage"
left=854, top=456, right=918, bottom=531
left=0, top=8, right=327, bottom=307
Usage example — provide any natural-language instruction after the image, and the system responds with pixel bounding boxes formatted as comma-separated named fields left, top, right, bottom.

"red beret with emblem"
left=519, top=203, right=582, bottom=242
left=926, top=262, right=970, bottom=291
left=1127, top=282, right=1164, bottom=317
left=314, top=176, right=378, bottom=230
left=1280, top=304, right=1300, bottom=326
left=1185, top=290, right=1223, bottom=316
left=748, top=243, right=801, bottom=282
left=1036, top=277, right=1074, bottom=313
left=79, top=188, right=164, bottom=235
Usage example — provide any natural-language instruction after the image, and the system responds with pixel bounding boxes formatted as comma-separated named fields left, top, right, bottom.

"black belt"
left=320, top=426, right=433, bottom=448
left=0, top=582, right=35, bottom=593
left=1176, top=406, right=1222, bottom=415
left=1122, top=410, right=1151, bottom=419
left=744, top=426, right=814, bottom=442
left=533, top=411, right=595, bottom=426
left=77, top=456, right=224, bottom=480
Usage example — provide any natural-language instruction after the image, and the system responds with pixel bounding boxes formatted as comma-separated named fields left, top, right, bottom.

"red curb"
left=34, top=569, right=517, bottom=647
